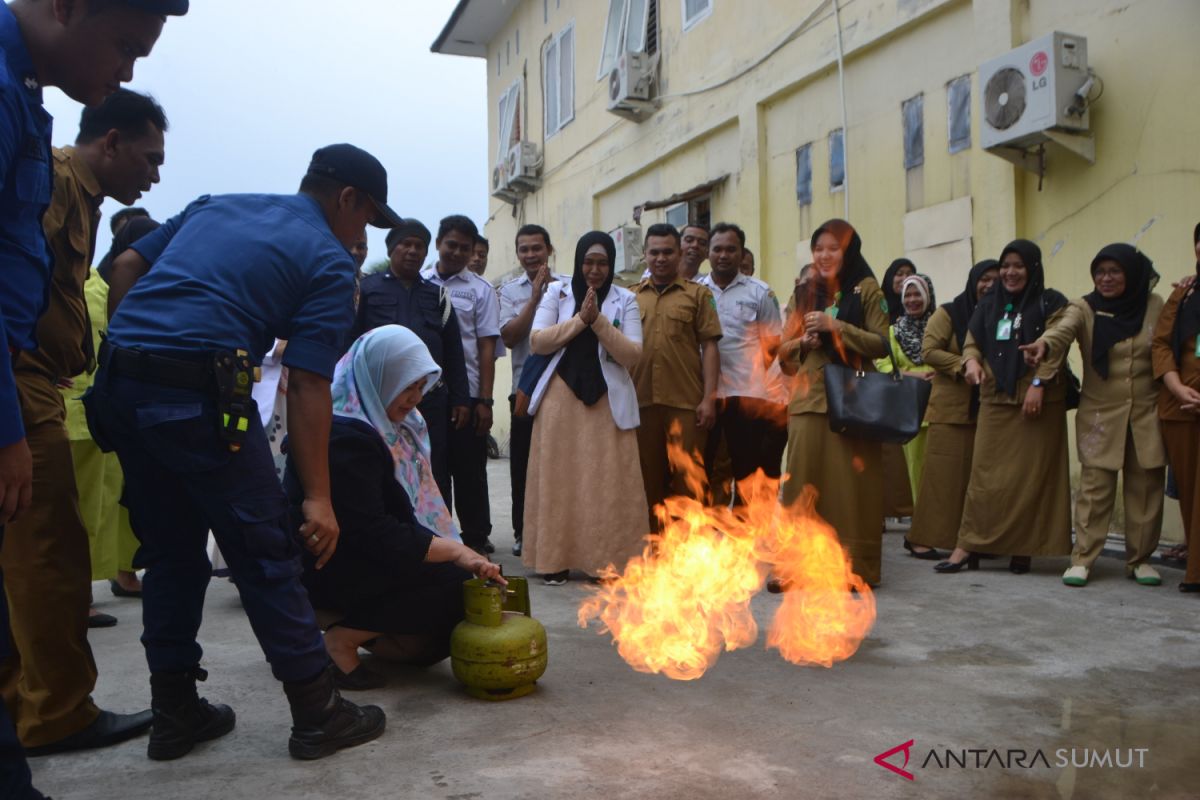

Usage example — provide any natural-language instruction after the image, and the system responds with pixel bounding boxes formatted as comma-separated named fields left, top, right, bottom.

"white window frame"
left=544, top=22, right=575, bottom=138
left=496, top=79, right=521, bottom=171
left=598, top=0, right=654, bottom=79
left=681, top=0, right=712, bottom=32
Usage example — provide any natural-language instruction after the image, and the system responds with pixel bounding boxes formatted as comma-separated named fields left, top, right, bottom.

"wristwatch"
left=1031, top=377, right=1044, bottom=388
left=477, top=398, right=495, bottom=407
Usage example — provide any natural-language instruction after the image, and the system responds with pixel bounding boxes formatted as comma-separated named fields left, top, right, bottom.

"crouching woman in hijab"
left=1034, top=244, right=1165, bottom=587
left=284, top=325, right=504, bottom=690
left=937, top=240, right=1073, bottom=574
left=522, top=231, right=647, bottom=586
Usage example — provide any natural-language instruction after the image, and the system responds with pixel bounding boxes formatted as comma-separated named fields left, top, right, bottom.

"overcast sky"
left=42, top=0, right=487, bottom=265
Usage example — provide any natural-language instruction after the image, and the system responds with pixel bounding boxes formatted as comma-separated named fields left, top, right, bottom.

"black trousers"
left=508, top=395, right=534, bottom=542
left=447, top=400, right=492, bottom=549
left=704, top=397, right=788, bottom=503
left=420, top=393, right=452, bottom=504
left=0, top=530, right=40, bottom=800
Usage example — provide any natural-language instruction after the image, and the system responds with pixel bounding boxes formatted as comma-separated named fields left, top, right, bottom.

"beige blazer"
left=1040, top=295, right=1166, bottom=470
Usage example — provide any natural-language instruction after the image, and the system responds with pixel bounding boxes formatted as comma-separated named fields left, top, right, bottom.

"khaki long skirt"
left=909, top=423, right=976, bottom=550
left=882, top=443, right=914, bottom=516
left=522, top=375, right=650, bottom=576
left=782, top=413, right=884, bottom=586
left=957, top=400, right=1072, bottom=556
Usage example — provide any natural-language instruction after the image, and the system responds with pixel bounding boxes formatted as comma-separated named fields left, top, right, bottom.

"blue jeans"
left=85, top=369, right=328, bottom=683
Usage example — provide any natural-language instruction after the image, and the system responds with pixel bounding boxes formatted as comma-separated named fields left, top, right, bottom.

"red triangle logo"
left=874, top=739, right=915, bottom=781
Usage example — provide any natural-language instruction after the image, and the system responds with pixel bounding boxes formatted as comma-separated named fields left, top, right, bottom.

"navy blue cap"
left=121, top=0, right=190, bottom=15
left=306, top=144, right=401, bottom=229
left=386, top=219, right=432, bottom=253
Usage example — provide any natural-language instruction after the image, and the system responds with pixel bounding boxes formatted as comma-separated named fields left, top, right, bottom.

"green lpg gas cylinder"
left=450, top=576, right=547, bottom=700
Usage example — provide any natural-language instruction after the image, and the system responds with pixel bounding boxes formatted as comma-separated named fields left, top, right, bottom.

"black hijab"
left=882, top=258, right=916, bottom=324
left=967, top=239, right=1068, bottom=397
left=799, top=219, right=877, bottom=364
left=1170, top=223, right=1200, bottom=363
left=1084, top=243, right=1158, bottom=379
left=96, top=216, right=161, bottom=284
left=555, top=231, right=616, bottom=406
left=945, top=259, right=999, bottom=350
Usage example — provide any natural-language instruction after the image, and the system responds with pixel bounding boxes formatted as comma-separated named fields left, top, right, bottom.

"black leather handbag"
left=823, top=338, right=932, bottom=444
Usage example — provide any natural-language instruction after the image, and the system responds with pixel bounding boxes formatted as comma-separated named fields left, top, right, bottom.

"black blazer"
left=284, top=416, right=435, bottom=608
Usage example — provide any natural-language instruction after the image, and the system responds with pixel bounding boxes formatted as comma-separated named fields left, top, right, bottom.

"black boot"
left=148, top=668, right=236, bottom=761
left=283, top=665, right=385, bottom=760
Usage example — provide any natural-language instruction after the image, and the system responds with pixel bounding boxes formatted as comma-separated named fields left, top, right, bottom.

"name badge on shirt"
left=996, top=317, right=1014, bottom=341
left=1194, top=337, right=1200, bottom=359
left=825, top=305, right=839, bottom=319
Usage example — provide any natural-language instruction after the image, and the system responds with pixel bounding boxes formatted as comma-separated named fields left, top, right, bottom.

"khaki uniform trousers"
left=1072, top=425, right=1165, bottom=570
left=0, top=372, right=99, bottom=746
left=636, top=404, right=708, bottom=533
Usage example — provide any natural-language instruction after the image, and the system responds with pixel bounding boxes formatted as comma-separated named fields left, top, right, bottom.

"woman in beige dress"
left=779, top=219, right=890, bottom=587
left=522, top=231, right=648, bottom=585
left=907, top=260, right=998, bottom=558
left=1033, top=244, right=1166, bottom=587
left=936, top=239, right=1073, bottom=574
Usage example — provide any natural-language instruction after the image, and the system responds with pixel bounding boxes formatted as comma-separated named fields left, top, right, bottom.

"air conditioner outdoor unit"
left=505, top=142, right=543, bottom=193
left=490, top=163, right=521, bottom=205
left=607, top=50, right=658, bottom=122
left=979, top=32, right=1094, bottom=166
left=610, top=224, right=643, bottom=274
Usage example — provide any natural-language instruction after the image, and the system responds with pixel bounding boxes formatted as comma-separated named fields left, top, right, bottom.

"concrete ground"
left=37, top=460, right=1200, bottom=800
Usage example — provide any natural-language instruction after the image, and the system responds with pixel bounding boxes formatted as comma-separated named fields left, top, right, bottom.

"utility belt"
left=100, top=340, right=261, bottom=452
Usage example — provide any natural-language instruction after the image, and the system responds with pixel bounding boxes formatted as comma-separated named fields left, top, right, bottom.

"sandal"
left=1162, top=544, right=1188, bottom=564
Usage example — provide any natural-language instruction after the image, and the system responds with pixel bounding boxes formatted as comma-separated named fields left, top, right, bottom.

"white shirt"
left=421, top=264, right=501, bottom=398
left=498, top=270, right=571, bottom=386
left=697, top=273, right=787, bottom=404
left=528, top=282, right=643, bottom=430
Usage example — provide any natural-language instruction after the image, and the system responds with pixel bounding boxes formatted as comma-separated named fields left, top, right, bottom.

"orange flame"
left=578, top=424, right=876, bottom=679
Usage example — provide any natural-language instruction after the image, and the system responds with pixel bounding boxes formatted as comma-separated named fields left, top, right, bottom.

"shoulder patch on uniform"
left=708, top=295, right=717, bottom=310
left=880, top=297, right=888, bottom=312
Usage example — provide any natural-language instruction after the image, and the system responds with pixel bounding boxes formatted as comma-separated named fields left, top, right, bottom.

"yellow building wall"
left=469, top=0, right=1198, bottom=539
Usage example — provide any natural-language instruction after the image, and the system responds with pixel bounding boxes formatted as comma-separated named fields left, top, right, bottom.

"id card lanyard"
left=996, top=303, right=1014, bottom=341
left=825, top=290, right=842, bottom=320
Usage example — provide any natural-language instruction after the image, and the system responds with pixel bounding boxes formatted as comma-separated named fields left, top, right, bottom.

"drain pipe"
left=832, top=0, right=849, bottom=218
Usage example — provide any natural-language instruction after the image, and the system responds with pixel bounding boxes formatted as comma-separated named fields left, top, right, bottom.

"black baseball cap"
left=306, top=144, right=402, bottom=229
left=120, top=0, right=190, bottom=14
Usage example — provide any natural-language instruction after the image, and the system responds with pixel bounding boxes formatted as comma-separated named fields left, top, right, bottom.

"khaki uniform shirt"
left=632, top=276, right=723, bottom=410
left=1040, top=295, right=1165, bottom=470
left=1152, top=285, right=1200, bottom=422
left=15, top=146, right=99, bottom=382
left=920, top=307, right=974, bottom=425
left=962, top=306, right=1069, bottom=405
left=779, top=278, right=890, bottom=415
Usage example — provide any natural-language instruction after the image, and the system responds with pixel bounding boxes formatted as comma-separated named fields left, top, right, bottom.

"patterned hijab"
left=893, top=274, right=936, bottom=365
left=330, top=325, right=460, bottom=541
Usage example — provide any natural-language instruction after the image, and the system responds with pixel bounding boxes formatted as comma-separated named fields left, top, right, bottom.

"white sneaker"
left=1129, top=563, right=1162, bottom=586
left=1062, top=565, right=1089, bottom=587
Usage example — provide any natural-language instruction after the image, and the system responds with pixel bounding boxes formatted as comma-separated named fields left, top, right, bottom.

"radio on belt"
left=213, top=348, right=261, bottom=452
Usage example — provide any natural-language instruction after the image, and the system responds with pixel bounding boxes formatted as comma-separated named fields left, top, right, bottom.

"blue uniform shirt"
left=0, top=3, right=54, bottom=446
left=109, top=193, right=356, bottom=380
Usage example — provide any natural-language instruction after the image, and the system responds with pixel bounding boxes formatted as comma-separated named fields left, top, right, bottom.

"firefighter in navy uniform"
left=89, top=144, right=397, bottom=762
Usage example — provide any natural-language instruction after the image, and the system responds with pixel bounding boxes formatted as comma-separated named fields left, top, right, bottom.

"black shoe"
left=87, top=612, right=118, bottom=628
left=766, top=578, right=787, bottom=593
left=511, top=539, right=522, bottom=557
left=483, top=540, right=495, bottom=554
left=933, top=553, right=979, bottom=574
left=1179, top=582, right=1200, bottom=593
left=334, top=664, right=387, bottom=691
left=109, top=579, right=142, bottom=598
left=903, top=539, right=943, bottom=560
left=148, top=668, right=236, bottom=761
left=284, top=666, right=386, bottom=760
left=25, top=709, right=154, bottom=757
left=1009, top=556, right=1032, bottom=575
